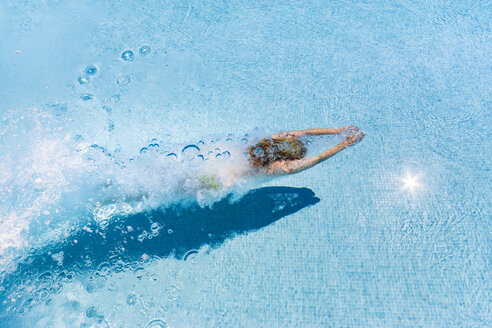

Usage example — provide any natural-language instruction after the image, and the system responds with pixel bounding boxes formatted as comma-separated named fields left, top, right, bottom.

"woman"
left=249, top=126, right=365, bottom=175
left=98, top=127, right=365, bottom=204
left=200, top=126, right=365, bottom=190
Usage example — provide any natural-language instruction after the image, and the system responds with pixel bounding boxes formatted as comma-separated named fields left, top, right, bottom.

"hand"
left=343, top=132, right=365, bottom=146
left=338, top=126, right=359, bottom=135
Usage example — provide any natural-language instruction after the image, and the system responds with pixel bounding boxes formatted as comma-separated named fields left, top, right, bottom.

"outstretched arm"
left=272, top=126, right=358, bottom=139
left=265, top=133, right=365, bottom=175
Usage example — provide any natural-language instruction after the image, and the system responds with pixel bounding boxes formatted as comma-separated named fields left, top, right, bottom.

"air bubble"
left=116, top=75, right=131, bottom=86
left=38, top=287, right=49, bottom=300
left=181, top=145, right=200, bottom=161
left=85, top=65, right=98, bottom=76
left=140, top=147, right=148, bottom=154
left=85, top=305, right=98, bottom=318
left=99, top=219, right=109, bottom=229
left=189, top=154, right=204, bottom=167
left=80, top=94, right=94, bottom=101
left=150, top=222, right=159, bottom=233
left=167, top=229, right=173, bottom=234
left=148, top=143, right=160, bottom=151
left=126, top=294, right=136, bottom=305
left=139, top=45, right=151, bottom=55
left=166, top=153, right=177, bottom=160
left=167, top=286, right=179, bottom=301
left=53, top=282, right=63, bottom=293
left=137, top=231, right=148, bottom=242
left=48, top=103, right=68, bottom=116
left=121, top=50, right=134, bottom=61
left=110, top=94, right=120, bottom=102
left=22, top=298, right=34, bottom=311
left=183, top=249, right=198, bottom=262
left=38, top=271, right=53, bottom=281
left=78, top=76, right=89, bottom=84
left=145, top=319, right=167, bottom=328
left=182, top=144, right=200, bottom=156
left=254, top=148, right=264, bottom=157
left=97, top=262, right=111, bottom=276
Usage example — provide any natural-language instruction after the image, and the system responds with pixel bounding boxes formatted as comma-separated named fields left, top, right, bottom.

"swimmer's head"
left=248, top=137, right=307, bottom=167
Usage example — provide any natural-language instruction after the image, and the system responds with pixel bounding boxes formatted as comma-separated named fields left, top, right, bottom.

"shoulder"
left=264, top=160, right=291, bottom=175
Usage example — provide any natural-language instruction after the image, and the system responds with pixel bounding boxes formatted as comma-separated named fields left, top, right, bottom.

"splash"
left=0, top=108, right=263, bottom=270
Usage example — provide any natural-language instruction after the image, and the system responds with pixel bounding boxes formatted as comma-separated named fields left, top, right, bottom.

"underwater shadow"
left=61, top=186, right=320, bottom=267
left=2, top=187, right=319, bottom=296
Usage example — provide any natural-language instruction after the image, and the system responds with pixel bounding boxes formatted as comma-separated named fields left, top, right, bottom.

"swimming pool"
left=0, top=0, right=490, bottom=327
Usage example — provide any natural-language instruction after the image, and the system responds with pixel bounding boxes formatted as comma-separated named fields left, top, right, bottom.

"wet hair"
left=248, top=137, right=307, bottom=167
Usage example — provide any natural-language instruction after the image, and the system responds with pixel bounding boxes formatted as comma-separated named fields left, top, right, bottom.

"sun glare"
left=401, top=173, right=422, bottom=193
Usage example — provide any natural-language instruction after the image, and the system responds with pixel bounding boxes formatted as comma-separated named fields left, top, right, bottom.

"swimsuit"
left=199, top=174, right=220, bottom=190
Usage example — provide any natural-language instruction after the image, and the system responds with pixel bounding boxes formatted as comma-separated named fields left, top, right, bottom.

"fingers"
left=344, top=132, right=366, bottom=146
left=339, top=126, right=360, bottom=136
left=355, top=132, right=366, bottom=143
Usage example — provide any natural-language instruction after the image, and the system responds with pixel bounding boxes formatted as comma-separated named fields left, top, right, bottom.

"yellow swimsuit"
left=199, top=174, right=220, bottom=190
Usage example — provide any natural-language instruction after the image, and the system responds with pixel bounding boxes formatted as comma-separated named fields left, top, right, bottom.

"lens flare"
left=400, top=173, right=422, bottom=193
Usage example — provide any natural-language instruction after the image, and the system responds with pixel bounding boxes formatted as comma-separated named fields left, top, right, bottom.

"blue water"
left=0, top=0, right=491, bottom=327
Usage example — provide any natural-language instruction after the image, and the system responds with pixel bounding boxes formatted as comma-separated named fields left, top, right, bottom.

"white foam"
left=0, top=109, right=264, bottom=266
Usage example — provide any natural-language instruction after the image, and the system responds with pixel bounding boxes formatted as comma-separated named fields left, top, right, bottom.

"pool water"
left=0, top=0, right=490, bottom=327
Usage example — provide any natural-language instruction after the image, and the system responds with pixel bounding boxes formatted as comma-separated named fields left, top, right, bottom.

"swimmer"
left=250, top=126, right=365, bottom=176
left=99, top=126, right=365, bottom=203
left=201, top=126, right=365, bottom=190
